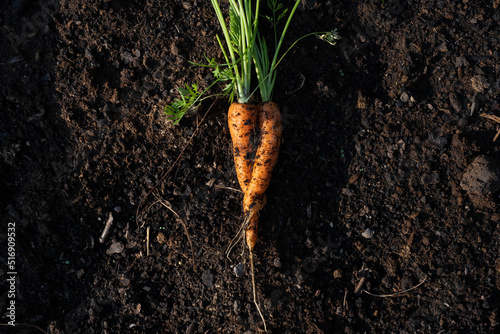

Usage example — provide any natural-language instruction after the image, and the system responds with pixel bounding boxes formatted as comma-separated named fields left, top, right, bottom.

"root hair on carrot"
left=249, top=249, right=267, bottom=332
left=225, top=214, right=251, bottom=260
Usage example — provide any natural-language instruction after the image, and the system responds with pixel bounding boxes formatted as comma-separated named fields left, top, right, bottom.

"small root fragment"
left=354, top=263, right=371, bottom=294
left=0, top=323, right=48, bottom=333
left=214, top=184, right=243, bottom=193
left=285, top=72, right=305, bottom=95
left=480, top=113, right=500, bottom=141
left=146, top=226, right=150, bottom=257
left=363, top=275, right=428, bottom=298
left=155, top=194, right=196, bottom=271
left=99, top=212, right=114, bottom=244
left=249, top=249, right=267, bottom=332
left=225, top=214, right=251, bottom=260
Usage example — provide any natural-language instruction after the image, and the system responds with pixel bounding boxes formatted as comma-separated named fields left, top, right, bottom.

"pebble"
left=362, top=228, right=374, bottom=239
left=438, top=42, right=448, bottom=52
left=233, top=263, right=245, bottom=278
left=76, top=269, right=85, bottom=279
left=295, top=270, right=306, bottom=284
left=428, top=133, right=448, bottom=150
left=120, top=51, right=134, bottom=65
left=461, top=155, right=500, bottom=194
left=400, top=92, right=410, bottom=103
left=106, top=241, right=124, bottom=255
left=233, top=300, right=241, bottom=314
left=333, top=269, right=342, bottom=278
left=156, top=232, right=166, bottom=244
left=170, top=43, right=179, bottom=56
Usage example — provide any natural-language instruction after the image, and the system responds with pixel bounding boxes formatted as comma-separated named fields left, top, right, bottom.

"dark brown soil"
left=1, top=0, right=500, bottom=333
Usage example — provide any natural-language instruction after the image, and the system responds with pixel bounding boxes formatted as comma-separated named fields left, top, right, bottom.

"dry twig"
left=480, top=113, right=500, bottom=141
left=354, top=263, right=371, bottom=294
left=214, top=184, right=243, bottom=193
left=155, top=194, right=196, bottom=271
left=99, top=212, right=114, bottom=244
left=285, top=72, right=306, bottom=95
left=0, top=323, right=47, bottom=333
left=146, top=226, right=150, bottom=257
left=363, top=275, right=428, bottom=298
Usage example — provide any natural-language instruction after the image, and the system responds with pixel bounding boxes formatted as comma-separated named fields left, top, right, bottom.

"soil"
left=1, top=0, right=500, bottom=333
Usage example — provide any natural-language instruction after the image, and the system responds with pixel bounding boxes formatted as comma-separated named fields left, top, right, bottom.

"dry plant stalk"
left=480, top=113, right=500, bottom=141
left=363, top=275, right=428, bottom=298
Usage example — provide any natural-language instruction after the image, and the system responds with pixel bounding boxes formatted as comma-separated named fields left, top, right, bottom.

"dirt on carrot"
left=228, top=102, right=259, bottom=192
left=243, top=101, right=282, bottom=251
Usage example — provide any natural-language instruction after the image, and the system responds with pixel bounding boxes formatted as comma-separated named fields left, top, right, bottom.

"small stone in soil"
left=233, top=300, right=241, bottom=314
left=333, top=269, right=342, bottom=278
left=296, top=270, right=307, bottom=284
left=362, top=228, right=374, bottom=239
left=233, top=263, right=245, bottom=278
left=106, top=241, right=124, bottom=255
left=400, top=92, right=410, bottom=103
left=156, top=232, right=166, bottom=244
left=77, top=269, right=85, bottom=279
left=461, top=155, right=500, bottom=195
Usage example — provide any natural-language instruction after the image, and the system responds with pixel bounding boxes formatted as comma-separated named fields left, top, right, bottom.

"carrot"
left=164, top=1, right=337, bottom=331
left=243, top=101, right=282, bottom=251
left=228, top=102, right=258, bottom=192
left=227, top=102, right=264, bottom=254
left=240, top=101, right=282, bottom=333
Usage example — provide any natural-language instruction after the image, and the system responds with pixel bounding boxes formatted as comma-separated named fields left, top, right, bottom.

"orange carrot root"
left=226, top=102, right=280, bottom=333
left=244, top=101, right=282, bottom=250
left=228, top=102, right=258, bottom=192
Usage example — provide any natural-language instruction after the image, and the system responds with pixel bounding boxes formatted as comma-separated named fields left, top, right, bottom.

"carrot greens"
left=165, top=0, right=339, bottom=123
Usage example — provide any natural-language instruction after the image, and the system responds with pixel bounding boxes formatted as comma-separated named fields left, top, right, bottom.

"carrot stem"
left=253, top=0, right=301, bottom=102
left=210, top=0, right=262, bottom=103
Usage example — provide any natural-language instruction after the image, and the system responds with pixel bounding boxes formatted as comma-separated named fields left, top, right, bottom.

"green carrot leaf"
left=164, top=83, right=202, bottom=124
